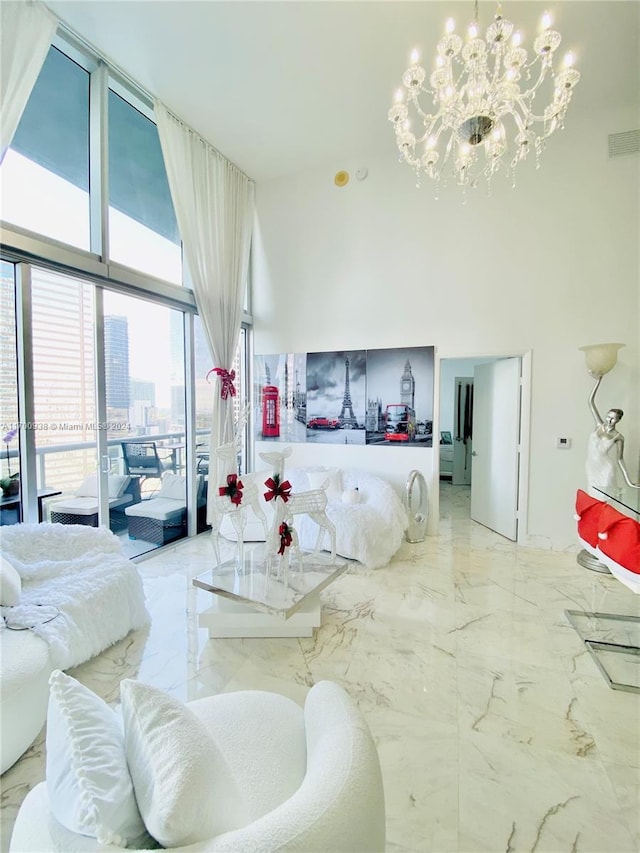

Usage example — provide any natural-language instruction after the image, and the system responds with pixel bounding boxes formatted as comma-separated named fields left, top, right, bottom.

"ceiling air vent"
left=608, top=129, right=640, bottom=158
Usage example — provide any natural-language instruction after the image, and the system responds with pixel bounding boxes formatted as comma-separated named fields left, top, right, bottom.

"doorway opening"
left=438, top=353, right=531, bottom=543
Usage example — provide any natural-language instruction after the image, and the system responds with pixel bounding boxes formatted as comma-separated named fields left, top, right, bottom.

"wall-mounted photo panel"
left=365, top=346, right=435, bottom=447
left=254, top=353, right=307, bottom=443
left=306, top=351, right=367, bottom=445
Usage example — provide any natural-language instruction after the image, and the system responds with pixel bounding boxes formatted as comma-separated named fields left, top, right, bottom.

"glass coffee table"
left=193, top=545, right=349, bottom=638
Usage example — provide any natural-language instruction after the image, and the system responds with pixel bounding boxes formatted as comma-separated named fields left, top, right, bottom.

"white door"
left=470, top=358, right=521, bottom=540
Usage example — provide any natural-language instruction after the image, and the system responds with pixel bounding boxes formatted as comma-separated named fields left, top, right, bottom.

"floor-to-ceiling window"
left=108, top=84, right=182, bottom=284
left=0, top=28, right=251, bottom=550
left=0, top=46, right=91, bottom=251
left=30, top=268, right=97, bottom=500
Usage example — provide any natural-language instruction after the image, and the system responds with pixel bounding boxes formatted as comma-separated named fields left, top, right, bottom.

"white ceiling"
left=46, top=1, right=640, bottom=182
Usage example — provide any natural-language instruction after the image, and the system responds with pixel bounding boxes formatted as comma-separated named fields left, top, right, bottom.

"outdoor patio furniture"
left=49, top=475, right=140, bottom=531
left=124, top=473, right=207, bottom=546
left=121, top=442, right=173, bottom=483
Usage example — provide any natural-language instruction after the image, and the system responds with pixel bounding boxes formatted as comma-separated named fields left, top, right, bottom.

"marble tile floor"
left=2, top=483, right=639, bottom=852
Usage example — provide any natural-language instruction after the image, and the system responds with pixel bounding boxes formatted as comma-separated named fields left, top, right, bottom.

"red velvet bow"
left=264, top=475, right=292, bottom=503
left=206, top=367, right=237, bottom=400
left=219, top=473, right=244, bottom=506
left=278, top=521, right=293, bottom=555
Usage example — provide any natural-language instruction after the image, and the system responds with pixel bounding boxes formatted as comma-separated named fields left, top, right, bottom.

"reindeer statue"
left=259, top=448, right=337, bottom=573
left=209, top=410, right=268, bottom=568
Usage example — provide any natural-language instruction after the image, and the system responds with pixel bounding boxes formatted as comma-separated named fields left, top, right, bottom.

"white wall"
left=251, top=105, right=640, bottom=549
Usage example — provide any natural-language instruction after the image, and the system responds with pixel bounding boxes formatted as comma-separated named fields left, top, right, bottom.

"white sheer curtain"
left=154, top=101, right=254, bottom=516
left=1, top=0, right=58, bottom=162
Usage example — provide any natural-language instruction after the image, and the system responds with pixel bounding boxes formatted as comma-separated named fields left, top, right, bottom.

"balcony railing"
left=0, top=431, right=212, bottom=554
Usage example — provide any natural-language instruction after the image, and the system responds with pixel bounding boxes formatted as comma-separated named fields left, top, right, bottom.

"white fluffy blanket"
left=289, top=468, right=408, bottom=569
left=1, top=524, right=149, bottom=670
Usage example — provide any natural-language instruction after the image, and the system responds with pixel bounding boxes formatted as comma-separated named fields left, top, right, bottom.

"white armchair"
left=10, top=680, right=385, bottom=852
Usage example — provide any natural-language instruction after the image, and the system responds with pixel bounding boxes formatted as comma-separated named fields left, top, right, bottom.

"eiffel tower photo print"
left=305, top=351, right=367, bottom=445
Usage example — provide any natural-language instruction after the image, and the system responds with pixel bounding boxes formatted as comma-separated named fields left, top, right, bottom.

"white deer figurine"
left=270, top=516, right=304, bottom=586
left=259, top=448, right=337, bottom=565
left=210, top=442, right=268, bottom=568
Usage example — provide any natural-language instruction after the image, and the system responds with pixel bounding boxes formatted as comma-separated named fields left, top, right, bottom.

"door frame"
left=435, top=349, right=531, bottom=545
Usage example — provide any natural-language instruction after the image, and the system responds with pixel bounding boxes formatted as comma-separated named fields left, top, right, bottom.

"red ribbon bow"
left=219, top=473, right=244, bottom=506
left=278, top=521, right=293, bottom=555
left=206, top=367, right=237, bottom=400
left=264, top=475, right=292, bottom=503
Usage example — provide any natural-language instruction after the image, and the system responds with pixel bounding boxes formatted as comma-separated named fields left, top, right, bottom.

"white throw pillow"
left=45, top=670, right=147, bottom=847
left=75, top=474, right=130, bottom=499
left=120, top=679, right=245, bottom=847
left=75, top=475, right=99, bottom=498
left=108, top=475, right=131, bottom=498
left=0, top=553, right=21, bottom=605
left=306, top=468, right=342, bottom=502
left=156, top=473, right=186, bottom=502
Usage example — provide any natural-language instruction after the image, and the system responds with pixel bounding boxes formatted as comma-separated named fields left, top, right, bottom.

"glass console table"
left=569, top=483, right=639, bottom=693
left=193, top=544, right=349, bottom=638
left=594, top=483, right=640, bottom=517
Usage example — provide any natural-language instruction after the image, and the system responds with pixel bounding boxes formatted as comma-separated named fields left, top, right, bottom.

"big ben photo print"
left=365, top=346, right=434, bottom=446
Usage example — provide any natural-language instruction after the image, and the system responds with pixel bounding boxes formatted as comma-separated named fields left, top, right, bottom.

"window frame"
left=0, top=27, right=253, bottom=544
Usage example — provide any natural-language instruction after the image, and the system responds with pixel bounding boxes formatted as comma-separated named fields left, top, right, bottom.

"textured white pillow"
left=306, top=468, right=342, bottom=501
left=45, top=670, right=147, bottom=847
left=0, top=553, right=21, bottom=605
left=120, top=679, right=245, bottom=847
left=156, top=473, right=186, bottom=502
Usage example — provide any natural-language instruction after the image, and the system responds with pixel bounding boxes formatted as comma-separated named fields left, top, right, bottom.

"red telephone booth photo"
left=262, top=385, right=280, bottom=438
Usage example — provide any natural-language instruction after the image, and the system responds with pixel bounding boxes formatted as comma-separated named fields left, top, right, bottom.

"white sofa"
left=0, top=626, right=51, bottom=776
left=10, top=678, right=386, bottom=852
left=221, top=466, right=408, bottom=569
left=0, top=524, right=149, bottom=775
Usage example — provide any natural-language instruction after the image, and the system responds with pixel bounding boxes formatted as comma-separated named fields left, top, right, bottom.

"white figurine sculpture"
left=585, top=376, right=640, bottom=498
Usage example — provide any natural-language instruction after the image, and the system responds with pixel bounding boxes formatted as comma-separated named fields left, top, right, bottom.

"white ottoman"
left=0, top=628, right=52, bottom=774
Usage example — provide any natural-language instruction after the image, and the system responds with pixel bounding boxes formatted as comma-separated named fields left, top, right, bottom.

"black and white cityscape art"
left=365, top=346, right=434, bottom=447
left=254, top=346, right=434, bottom=448
left=305, top=350, right=367, bottom=446
left=253, top=352, right=307, bottom=443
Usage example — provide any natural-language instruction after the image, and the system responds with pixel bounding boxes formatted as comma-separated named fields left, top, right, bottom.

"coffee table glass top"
left=193, top=545, right=349, bottom=618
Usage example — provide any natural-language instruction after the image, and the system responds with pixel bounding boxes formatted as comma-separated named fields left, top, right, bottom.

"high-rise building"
left=130, top=379, right=155, bottom=407
left=104, top=316, right=130, bottom=409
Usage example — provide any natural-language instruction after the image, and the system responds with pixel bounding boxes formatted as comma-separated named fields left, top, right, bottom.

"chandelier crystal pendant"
left=389, top=2, right=580, bottom=192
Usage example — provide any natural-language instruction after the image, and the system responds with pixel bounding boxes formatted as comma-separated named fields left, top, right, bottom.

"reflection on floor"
left=2, top=484, right=639, bottom=852
left=116, top=531, right=165, bottom=560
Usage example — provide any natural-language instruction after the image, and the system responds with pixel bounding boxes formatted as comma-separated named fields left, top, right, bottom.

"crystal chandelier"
left=388, top=2, right=580, bottom=192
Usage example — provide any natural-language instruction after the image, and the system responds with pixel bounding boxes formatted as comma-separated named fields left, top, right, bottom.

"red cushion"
left=597, top=504, right=640, bottom=575
left=575, top=489, right=606, bottom=549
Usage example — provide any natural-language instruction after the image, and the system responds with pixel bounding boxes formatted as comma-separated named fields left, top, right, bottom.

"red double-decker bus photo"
left=384, top=404, right=416, bottom=442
